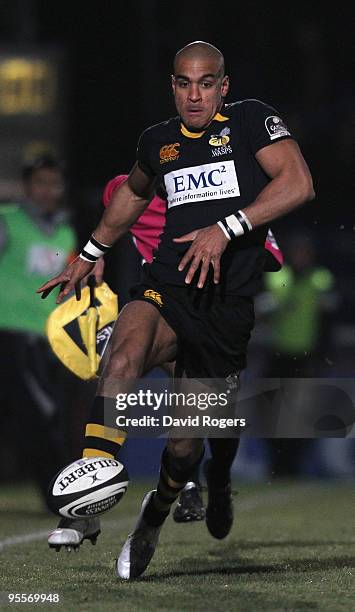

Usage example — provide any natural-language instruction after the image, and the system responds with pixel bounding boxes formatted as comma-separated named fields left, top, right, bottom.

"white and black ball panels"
left=47, top=457, right=129, bottom=518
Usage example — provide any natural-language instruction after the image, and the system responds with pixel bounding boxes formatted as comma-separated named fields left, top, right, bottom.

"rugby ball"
left=47, top=457, right=129, bottom=518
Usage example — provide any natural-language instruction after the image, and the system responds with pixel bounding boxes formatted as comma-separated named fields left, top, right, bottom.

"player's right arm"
left=36, top=163, right=155, bottom=303
left=94, top=163, right=154, bottom=244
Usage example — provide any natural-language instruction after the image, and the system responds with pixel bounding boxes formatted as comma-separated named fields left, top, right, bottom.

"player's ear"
left=221, top=75, right=229, bottom=97
left=171, top=74, right=176, bottom=94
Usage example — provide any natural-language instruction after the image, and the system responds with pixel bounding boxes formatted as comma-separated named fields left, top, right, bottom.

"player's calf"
left=203, top=457, right=234, bottom=539
left=117, top=441, right=204, bottom=579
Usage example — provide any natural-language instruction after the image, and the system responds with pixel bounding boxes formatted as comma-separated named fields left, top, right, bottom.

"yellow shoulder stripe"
left=214, top=112, right=229, bottom=122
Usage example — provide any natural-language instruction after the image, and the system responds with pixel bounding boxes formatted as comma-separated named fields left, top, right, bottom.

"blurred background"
left=1, top=0, right=355, bottom=503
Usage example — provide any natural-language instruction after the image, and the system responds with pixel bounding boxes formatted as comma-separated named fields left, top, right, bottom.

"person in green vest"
left=0, top=154, right=77, bottom=503
left=263, top=229, right=335, bottom=477
left=265, top=230, right=334, bottom=378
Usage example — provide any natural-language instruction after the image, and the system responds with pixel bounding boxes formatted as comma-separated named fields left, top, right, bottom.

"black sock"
left=187, top=463, right=201, bottom=486
left=143, top=446, right=205, bottom=527
left=207, top=438, right=240, bottom=487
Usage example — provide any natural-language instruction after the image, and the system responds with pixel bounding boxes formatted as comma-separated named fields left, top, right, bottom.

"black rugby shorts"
left=129, top=267, right=255, bottom=379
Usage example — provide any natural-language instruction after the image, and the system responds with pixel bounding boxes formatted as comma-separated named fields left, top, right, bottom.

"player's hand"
left=174, top=224, right=230, bottom=288
left=90, top=256, right=105, bottom=286
left=36, top=257, right=95, bottom=303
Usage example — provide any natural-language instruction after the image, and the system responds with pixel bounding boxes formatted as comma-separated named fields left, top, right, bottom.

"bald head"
left=174, top=41, right=225, bottom=77
left=172, top=41, right=229, bottom=131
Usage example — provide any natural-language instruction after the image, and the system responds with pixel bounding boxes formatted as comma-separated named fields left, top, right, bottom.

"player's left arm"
left=175, top=139, right=314, bottom=288
left=242, top=138, right=315, bottom=227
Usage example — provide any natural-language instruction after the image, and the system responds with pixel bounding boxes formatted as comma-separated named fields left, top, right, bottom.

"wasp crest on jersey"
left=164, top=160, right=240, bottom=209
left=209, top=126, right=230, bottom=146
left=209, top=127, right=233, bottom=157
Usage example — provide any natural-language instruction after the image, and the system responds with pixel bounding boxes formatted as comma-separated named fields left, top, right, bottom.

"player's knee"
left=167, top=438, right=202, bottom=462
left=105, top=342, right=145, bottom=378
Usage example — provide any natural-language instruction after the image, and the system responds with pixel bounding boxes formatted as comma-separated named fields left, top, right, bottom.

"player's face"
left=172, top=56, right=229, bottom=130
left=25, top=168, right=65, bottom=213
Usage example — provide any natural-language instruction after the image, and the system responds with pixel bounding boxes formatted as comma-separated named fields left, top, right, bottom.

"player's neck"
left=180, top=102, right=226, bottom=135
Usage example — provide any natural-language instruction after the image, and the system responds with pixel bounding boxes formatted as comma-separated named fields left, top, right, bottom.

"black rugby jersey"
left=137, top=99, right=293, bottom=295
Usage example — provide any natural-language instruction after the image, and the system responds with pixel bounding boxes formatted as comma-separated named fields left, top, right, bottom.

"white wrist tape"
left=217, top=220, right=232, bottom=241
left=238, top=209, right=253, bottom=231
left=224, top=210, right=253, bottom=238
left=80, top=235, right=111, bottom=262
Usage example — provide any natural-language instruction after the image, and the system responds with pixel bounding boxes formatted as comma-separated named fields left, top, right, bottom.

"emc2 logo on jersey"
left=164, top=160, right=240, bottom=209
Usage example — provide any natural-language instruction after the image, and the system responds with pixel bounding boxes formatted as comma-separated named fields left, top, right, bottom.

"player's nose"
left=188, top=83, right=201, bottom=102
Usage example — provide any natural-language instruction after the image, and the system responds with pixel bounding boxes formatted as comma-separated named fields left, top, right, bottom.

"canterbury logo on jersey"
left=143, top=289, right=164, bottom=306
left=164, top=160, right=240, bottom=209
left=160, top=143, right=180, bottom=163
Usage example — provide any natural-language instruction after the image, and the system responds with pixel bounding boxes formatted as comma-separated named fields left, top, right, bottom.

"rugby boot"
left=117, top=490, right=162, bottom=580
left=173, top=481, right=205, bottom=523
left=48, top=517, right=101, bottom=552
left=203, top=458, right=234, bottom=539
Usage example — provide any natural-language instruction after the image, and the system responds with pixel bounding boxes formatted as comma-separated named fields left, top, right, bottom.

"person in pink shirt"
left=102, top=174, right=165, bottom=264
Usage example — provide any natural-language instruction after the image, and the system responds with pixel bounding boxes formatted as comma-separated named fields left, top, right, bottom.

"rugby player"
left=38, top=41, right=314, bottom=578
left=103, top=174, right=283, bottom=528
left=44, top=174, right=282, bottom=549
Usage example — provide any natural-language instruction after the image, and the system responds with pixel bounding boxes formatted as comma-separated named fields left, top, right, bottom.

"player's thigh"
left=105, top=300, right=178, bottom=374
left=160, top=361, right=176, bottom=376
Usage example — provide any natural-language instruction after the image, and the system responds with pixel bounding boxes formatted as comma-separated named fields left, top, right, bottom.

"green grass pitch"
left=0, top=480, right=354, bottom=611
